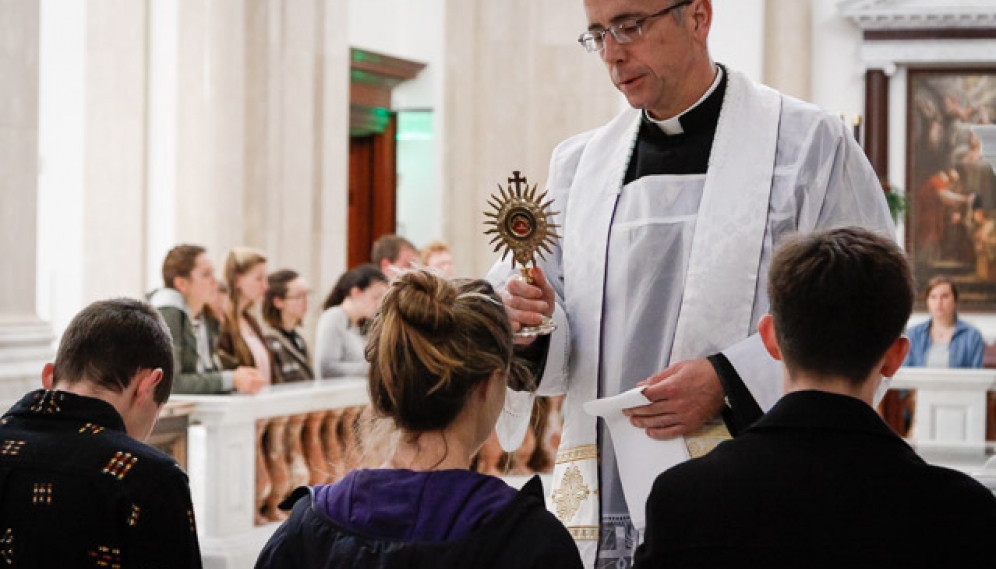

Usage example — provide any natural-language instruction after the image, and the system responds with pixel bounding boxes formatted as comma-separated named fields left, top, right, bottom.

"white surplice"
left=487, top=68, right=894, bottom=568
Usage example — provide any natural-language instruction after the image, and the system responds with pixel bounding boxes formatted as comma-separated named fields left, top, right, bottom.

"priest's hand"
left=624, top=358, right=725, bottom=440
left=500, top=266, right=555, bottom=345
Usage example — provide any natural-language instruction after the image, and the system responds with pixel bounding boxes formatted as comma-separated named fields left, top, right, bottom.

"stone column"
left=443, top=0, right=621, bottom=277
left=0, top=1, right=53, bottom=402
left=315, top=0, right=351, bottom=291
left=242, top=0, right=350, bottom=341
left=763, top=0, right=812, bottom=101
left=244, top=0, right=326, bottom=275
left=167, top=0, right=349, bottom=341
left=174, top=0, right=247, bottom=261
left=82, top=0, right=150, bottom=300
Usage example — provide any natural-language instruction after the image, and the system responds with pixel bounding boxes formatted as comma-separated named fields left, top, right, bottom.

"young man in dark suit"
left=635, top=227, right=996, bottom=568
left=0, top=298, right=203, bottom=568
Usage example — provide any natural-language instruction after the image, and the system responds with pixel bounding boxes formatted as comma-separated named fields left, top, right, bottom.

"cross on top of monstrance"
left=484, top=170, right=560, bottom=284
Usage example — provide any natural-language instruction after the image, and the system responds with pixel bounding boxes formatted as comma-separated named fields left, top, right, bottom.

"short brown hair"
left=924, top=276, right=959, bottom=303
left=370, top=235, right=416, bottom=266
left=162, top=244, right=206, bottom=289
left=768, top=228, right=914, bottom=384
left=53, top=298, right=174, bottom=404
left=365, top=270, right=527, bottom=433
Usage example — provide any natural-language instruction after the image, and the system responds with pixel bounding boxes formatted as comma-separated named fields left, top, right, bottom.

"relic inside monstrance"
left=484, top=171, right=560, bottom=337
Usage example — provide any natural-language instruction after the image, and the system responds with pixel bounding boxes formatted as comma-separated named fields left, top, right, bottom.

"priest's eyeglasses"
left=577, top=0, right=693, bottom=53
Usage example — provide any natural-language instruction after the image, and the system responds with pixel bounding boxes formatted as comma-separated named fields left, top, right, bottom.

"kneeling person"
left=0, top=298, right=202, bottom=568
left=256, top=270, right=581, bottom=569
left=634, top=228, right=996, bottom=568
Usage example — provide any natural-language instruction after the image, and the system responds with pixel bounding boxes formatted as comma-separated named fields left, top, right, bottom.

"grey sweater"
left=314, top=306, right=368, bottom=379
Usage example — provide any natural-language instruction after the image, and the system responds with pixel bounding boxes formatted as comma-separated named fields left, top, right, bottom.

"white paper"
left=583, top=387, right=690, bottom=531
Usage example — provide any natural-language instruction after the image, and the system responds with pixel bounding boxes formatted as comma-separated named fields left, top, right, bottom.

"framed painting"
left=907, top=68, right=996, bottom=310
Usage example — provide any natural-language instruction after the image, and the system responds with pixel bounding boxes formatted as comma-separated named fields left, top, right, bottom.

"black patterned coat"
left=0, top=389, right=202, bottom=568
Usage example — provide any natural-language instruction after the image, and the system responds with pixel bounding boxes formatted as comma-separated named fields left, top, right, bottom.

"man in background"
left=370, top=234, right=418, bottom=279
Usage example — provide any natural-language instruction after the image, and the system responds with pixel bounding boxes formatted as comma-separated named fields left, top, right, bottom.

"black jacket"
left=634, top=390, right=996, bottom=569
left=0, top=390, right=202, bottom=568
left=254, top=475, right=582, bottom=569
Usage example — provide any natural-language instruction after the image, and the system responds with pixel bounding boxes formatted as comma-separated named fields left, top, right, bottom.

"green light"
left=397, top=111, right=433, bottom=142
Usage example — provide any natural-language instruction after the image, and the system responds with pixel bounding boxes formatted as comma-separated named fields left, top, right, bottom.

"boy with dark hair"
left=634, top=228, right=996, bottom=568
left=0, top=298, right=203, bottom=568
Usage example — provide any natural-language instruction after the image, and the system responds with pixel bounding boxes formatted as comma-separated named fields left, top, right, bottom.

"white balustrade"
left=173, top=378, right=369, bottom=569
left=166, top=371, right=996, bottom=568
left=967, top=124, right=996, bottom=495
left=890, top=367, right=996, bottom=484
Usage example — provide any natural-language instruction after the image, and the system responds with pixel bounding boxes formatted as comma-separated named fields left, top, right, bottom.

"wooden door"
left=347, top=113, right=398, bottom=268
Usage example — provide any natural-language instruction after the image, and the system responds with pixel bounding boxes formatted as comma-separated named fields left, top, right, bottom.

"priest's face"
left=583, top=0, right=713, bottom=119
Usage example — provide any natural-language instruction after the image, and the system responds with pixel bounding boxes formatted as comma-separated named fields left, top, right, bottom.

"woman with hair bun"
left=256, top=270, right=582, bottom=569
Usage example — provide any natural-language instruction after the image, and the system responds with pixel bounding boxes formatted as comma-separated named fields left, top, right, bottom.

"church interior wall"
left=710, top=0, right=766, bottom=84
left=19, top=0, right=996, bottom=345
left=349, top=0, right=447, bottom=252
left=36, top=0, right=85, bottom=336
left=444, top=0, right=624, bottom=278
left=811, top=0, right=866, bottom=120
left=33, top=0, right=351, bottom=348
left=82, top=0, right=150, bottom=306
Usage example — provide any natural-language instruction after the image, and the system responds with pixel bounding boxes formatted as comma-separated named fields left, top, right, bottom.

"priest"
left=489, top=0, right=894, bottom=567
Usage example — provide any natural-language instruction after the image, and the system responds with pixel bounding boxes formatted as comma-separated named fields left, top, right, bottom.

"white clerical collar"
left=645, top=66, right=724, bottom=136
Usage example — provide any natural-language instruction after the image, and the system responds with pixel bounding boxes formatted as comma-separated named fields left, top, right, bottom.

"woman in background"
left=314, top=264, right=388, bottom=379
left=217, top=247, right=287, bottom=523
left=905, top=276, right=985, bottom=368
left=255, top=270, right=582, bottom=569
left=218, top=247, right=274, bottom=379
left=262, top=269, right=325, bottom=489
left=313, top=264, right=389, bottom=476
left=900, top=276, right=986, bottom=436
left=420, top=239, right=455, bottom=277
left=263, top=269, right=314, bottom=384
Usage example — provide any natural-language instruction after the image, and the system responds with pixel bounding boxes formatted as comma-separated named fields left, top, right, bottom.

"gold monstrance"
left=484, top=171, right=560, bottom=336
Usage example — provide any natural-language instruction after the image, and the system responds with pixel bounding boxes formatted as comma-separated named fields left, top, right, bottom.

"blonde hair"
left=419, top=240, right=450, bottom=266
left=221, top=247, right=267, bottom=365
left=365, top=269, right=528, bottom=433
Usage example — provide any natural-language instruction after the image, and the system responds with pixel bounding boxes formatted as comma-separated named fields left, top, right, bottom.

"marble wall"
left=0, top=0, right=52, bottom=402
left=83, top=0, right=148, bottom=302
left=13, top=0, right=881, bottom=349
left=764, top=0, right=812, bottom=101
left=32, top=0, right=351, bottom=346
left=0, top=0, right=41, bottom=322
left=443, top=0, right=622, bottom=278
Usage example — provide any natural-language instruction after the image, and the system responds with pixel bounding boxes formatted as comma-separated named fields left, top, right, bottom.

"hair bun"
left=391, top=271, right=457, bottom=331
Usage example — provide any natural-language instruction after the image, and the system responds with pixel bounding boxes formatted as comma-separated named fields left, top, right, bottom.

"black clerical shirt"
left=624, top=65, right=727, bottom=183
